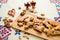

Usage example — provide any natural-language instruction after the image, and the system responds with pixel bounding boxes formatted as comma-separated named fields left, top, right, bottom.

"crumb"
left=18, top=7, right=21, bottom=10
left=41, top=13, right=45, bottom=16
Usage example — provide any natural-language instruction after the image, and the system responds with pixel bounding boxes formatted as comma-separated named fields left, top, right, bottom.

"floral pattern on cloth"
left=50, top=0, right=60, bottom=13
left=50, top=0, right=60, bottom=4
left=0, top=0, right=8, bottom=8
left=15, top=30, right=21, bottom=35
left=50, top=0, right=60, bottom=22
left=54, top=13, right=60, bottom=22
left=0, top=25, right=11, bottom=40
left=0, top=17, right=2, bottom=21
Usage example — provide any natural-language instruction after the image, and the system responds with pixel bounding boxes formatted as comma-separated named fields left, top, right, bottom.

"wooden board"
left=12, top=13, right=60, bottom=40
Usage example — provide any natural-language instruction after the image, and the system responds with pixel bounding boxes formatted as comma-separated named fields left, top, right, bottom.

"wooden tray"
left=12, top=13, right=60, bottom=40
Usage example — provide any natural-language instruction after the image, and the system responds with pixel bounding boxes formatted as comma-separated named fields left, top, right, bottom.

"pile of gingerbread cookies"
left=11, top=1, right=60, bottom=37
left=17, top=11, right=60, bottom=36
